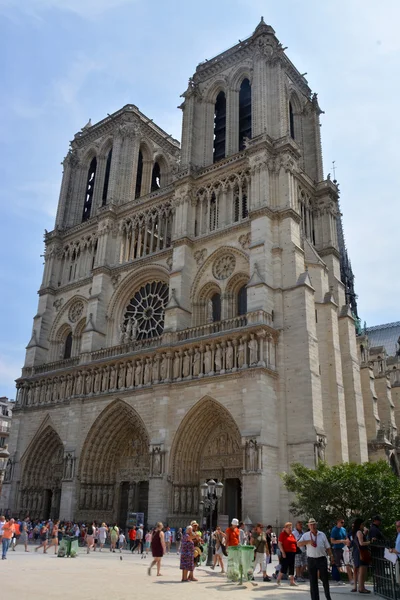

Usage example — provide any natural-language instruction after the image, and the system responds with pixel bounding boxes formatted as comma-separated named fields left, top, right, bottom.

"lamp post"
left=199, top=479, right=223, bottom=566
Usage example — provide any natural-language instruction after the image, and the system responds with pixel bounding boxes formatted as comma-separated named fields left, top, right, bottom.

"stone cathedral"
left=2, top=19, right=400, bottom=526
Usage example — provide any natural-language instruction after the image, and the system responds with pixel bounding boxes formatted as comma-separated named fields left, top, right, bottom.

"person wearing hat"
left=225, top=518, right=240, bottom=547
left=369, top=516, right=384, bottom=542
left=297, top=518, right=335, bottom=600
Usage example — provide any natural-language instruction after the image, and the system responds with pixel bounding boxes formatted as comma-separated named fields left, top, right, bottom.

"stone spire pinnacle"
left=336, top=200, right=358, bottom=318
left=253, top=16, right=275, bottom=36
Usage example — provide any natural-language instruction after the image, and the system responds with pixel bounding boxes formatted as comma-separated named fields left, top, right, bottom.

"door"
left=118, top=482, right=130, bottom=528
left=138, top=481, right=149, bottom=525
left=224, top=478, right=242, bottom=522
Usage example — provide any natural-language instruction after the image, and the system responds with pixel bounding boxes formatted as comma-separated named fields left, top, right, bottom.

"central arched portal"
left=169, top=397, right=242, bottom=526
left=78, top=400, right=150, bottom=526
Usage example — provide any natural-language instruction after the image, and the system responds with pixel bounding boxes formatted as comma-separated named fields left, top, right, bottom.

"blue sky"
left=0, top=0, right=398, bottom=399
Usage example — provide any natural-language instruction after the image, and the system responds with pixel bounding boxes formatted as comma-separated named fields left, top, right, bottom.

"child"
left=145, top=531, right=152, bottom=555
left=118, top=531, right=126, bottom=553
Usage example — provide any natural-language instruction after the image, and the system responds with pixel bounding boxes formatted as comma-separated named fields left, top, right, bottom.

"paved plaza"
left=1, top=546, right=371, bottom=600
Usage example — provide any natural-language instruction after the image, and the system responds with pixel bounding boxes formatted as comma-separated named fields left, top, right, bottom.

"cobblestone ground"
left=1, top=545, right=370, bottom=600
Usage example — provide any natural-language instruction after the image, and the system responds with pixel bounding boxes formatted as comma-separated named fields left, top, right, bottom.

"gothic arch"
left=138, top=139, right=153, bottom=162
left=80, top=145, right=98, bottom=167
left=78, top=399, right=150, bottom=485
left=229, top=65, right=253, bottom=90
left=98, top=135, right=113, bottom=159
left=190, top=245, right=249, bottom=299
left=19, top=421, right=64, bottom=519
left=170, top=396, right=242, bottom=486
left=49, top=295, right=88, bottom=356
left=204, top=77, right=229, bottom=103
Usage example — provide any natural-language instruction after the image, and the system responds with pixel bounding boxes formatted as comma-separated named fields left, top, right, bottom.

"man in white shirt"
left=298, top=518, right=335, bottom=600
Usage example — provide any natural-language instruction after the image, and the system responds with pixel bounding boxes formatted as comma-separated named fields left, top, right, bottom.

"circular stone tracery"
left=213, top=254, right=236, bottom=280
left=123, top=281, right=169, bottom=340
left=68, top=300, right=84, bottom=323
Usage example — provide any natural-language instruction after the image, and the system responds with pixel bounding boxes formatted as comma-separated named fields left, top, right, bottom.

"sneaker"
left=335, top=581, right=346, bottom=586
left=297, top=577, right=306, bottom=583
left=264, top=576, right=272, bottom=582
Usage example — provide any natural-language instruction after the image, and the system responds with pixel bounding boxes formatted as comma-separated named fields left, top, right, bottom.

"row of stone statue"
left=19, top=489, right=61, bottom=516
left=18, top=331, right=274, bottom=406
left=172, top=484, right=199, bottom=515
left=79, top=484, right=115, bottom=511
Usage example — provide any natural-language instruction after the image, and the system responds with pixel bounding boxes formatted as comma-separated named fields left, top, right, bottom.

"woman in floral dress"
left=180, top=526, right=195, bottom=582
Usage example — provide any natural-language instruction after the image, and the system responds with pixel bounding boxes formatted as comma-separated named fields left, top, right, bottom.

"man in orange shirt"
left=2, top=518, right=15, bottom=560
left=225, top=518, right=240, bottom=547
left=129, top=527, right=136, bottom=552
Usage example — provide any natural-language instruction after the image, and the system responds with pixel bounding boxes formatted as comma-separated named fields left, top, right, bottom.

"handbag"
left=359, top=546, right=372, bottom=565
left=221, top=543, right=228, bottom=557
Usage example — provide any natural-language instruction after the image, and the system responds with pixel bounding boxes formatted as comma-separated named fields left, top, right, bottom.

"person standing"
left=239, top=521, right=247, bottom=545
left=271, top=530, right=278, bottom=554
left=164, top=526, right=171, bottom=554
left=180, top=525, right=195, bottom=582
left=35, top=521, right=49, bottom=553
left=251, top=523, right=271, bottom=582
left=2, top=519, right=15, bottom=560
left=293, top=521, right=307, bottom=583
left=47, top=520, right=60, bottom=555
left=225, top=518, right=240, bottom=547
left=351, top=518, right=371, bottom=594
left=211, top=525, right=226, bottom=573
left=369, top=516, right=384, bottom=542
left=175, top=528, right=182, bottom=554
left=20, top=517, right=30, bottom=552
left=110, top=524, right=119, bottom=552
left=297, top=518, right=334, bottom=600
left=129, top=527, right=136, bottom=552
left=277, top=522, right=298, bottom=586
left=137, top=524, right=144, bottom=557
left=85, top=522, right=96, bottom=554
left=98, top=523, right=108, bottom=551
left=118, top=530, right=126, bottom=552
left=148, top=522, right=165, bottom=577
left=330, top=518, right=352, bottom=585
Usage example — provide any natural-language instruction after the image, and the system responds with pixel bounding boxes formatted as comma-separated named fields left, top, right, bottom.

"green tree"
left=281, top=460, right=400, bottom=537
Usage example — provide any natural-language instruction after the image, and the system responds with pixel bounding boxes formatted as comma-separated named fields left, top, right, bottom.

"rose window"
left=213, top=254, right=236, bottom=280
left=123, top=281, right=169, bottom=340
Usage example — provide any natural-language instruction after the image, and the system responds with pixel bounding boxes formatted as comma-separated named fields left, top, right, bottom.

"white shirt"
left=293, top=528, right=306, bottom=552
left=299, top=531, right=330, bottom=558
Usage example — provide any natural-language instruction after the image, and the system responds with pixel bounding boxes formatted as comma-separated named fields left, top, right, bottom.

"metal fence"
left=371, top=541, right=399, bottom=600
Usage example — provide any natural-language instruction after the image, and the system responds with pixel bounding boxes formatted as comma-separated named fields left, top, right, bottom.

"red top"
left=225, top=526, right=240, bottom=547
left=129, top=529, right=136, bottom=540
left=279, top=530, right=298, bottom=553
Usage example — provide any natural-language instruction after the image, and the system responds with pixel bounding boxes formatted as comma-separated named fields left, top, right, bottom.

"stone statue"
left=75, top=372, right=83, bottom=395
left=126, top=316, right=138, bottom=342
left=144, top=358, right=152, bottom=385
left=152, top=356, right=159, bottom=382
left=4, top=459, right=12, bottom=482
left=134, top=360, right=142, bottom=386
left=215, top=344, right=222, bottom=372
left=27, top=386, right=33, bottom=406
left=249, top=334, right=258, bottom=365
left=125, top=362, right=133, bottom=387
left=101, top=367, right=109, bottom=392
left=246, top=440, right=258, bottom=471
left=64, top=453, right=74, bottom=479
left=94, top=369, right=101, bottom=393
left=109, top=366, right=117, bottom=390
left=182, top=350, right=190, bottom=378
left=34, top=383, right=41, bottom=405
left=118, top=364, right=125, bottom=389
left=160, top=353, right=168, bottom=380
left=237, top=339, right=245, bottom=368
left=174, top=487, right=180, bottom=512
left=120, top=320, right=127, bottom=344
left=152, top=447, right=161, bottom=475
left=173, top=352, right=180, bottom=379
left=85, top=371, right=92, bottom=394
left=186, top=486, right=193, bottom=513
left=226, top=341, right=234, bottom=370
left=204, top=345, right=212, bottom=373
left=66, top=374, right=73, bottom=398
left=193, top=348, right=201, bottom=376
left=315, top=436, right=327, bottom=465
left=59, top=376, right=66, bottom=400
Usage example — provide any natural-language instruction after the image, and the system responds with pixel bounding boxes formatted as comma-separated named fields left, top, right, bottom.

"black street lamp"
left=199, top=479, right=223, bottom=566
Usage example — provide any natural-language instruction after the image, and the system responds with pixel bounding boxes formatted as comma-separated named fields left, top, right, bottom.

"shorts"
left=20, top=531, right=28, bottom=543
left=333, top=548, right=344, bottom=566
left=254, top=552, right=267, bottom=571
left=216, top=546, right=224, bottom=556
left=295, top=550, right=307, bottom=568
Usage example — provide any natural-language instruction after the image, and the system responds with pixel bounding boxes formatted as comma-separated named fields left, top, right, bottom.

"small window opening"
left=102, top=148, right=112, bottom=206
left=211, top=293, right=221, bottom=322
left=234, top=185, right=240, bottom=222
left=213, top=91, right=226, bottom=163
left=242, top=183, right=248, bottom=219
left=151, top=162, right=161, bottom=192
left=135, top=150, right=143, bottom=199
left=239, top=79, right=252, bottom=150
left=209, top=193, right=217, bottom=231
left=82, top=157, right=97, bottom=222
left=63, top=332, right=73, bottom=359
left=237, top=285, right=247, bottom=316
left=289, top=102, right=295, bottom=139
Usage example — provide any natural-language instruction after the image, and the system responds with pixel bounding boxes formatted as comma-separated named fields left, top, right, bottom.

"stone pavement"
left=1, top=546, right=372, bottom=600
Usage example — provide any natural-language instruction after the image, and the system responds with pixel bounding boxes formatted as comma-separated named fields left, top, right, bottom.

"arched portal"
left=20, top=425, right=64, bottom=520
left=78, top=399, right=150, bottom=525
left=169, top=397, right=242, bottom=524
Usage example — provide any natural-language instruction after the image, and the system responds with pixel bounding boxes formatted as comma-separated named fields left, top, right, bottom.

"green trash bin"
left=240, top=545, right=255, bottom=581
left=57, top=537, right=69, bottom=557
left=57, top=535, right=79, bottom=558
left=227, top=546, right=241, bottom=582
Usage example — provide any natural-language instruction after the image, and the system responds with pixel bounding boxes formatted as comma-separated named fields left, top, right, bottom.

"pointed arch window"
left=135, top=150, right=143, bottom=199
left=213, top=91, right=226, bottom=163
left=289, top=102, right=295, bottom=139
left=102, top=148, right=112, bottom=206
left=63, top=332, right=73, bottom=359
left=209, top=192, right=217, bottom=231
left=82, top=157, right=97, bottom=222
left=151, top=162, right=161, bottom=192
left=211, top=293, right=221, bottom=322
left=239, top=78, right=252, bottom=150
left=237, top=285, right=247, bottom=316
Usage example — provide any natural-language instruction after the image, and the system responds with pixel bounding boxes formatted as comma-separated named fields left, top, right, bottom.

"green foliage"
left=281, top=460, right=400, bottom=537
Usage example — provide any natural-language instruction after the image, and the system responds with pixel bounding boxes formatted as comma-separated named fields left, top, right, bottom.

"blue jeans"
left=2, top=537, right=10, bottom=558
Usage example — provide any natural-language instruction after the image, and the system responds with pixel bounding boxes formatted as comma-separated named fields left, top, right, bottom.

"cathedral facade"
left=2, top=19, right=399, bottom=526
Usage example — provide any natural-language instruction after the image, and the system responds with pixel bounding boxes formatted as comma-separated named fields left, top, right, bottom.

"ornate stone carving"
left=63, top=453, right=75, bottom=480
left=194, top=249, right=207, bottom=265
left=314, top=435, right=327, bottom=466
left=69, top=300, right=84, bottom=323
left=213, top=254, right=236, bottom=280
left=239, top=232, right=251, bottom=250
left=53, top=298, right=64, bottom=312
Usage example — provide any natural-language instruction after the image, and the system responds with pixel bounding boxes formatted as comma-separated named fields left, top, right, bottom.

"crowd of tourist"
left=0, top=511, right=395, bottom=599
